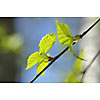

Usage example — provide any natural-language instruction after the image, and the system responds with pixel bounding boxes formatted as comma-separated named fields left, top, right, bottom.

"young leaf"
left=37, top=60, right=48, bottom=76
left=56, top=20, right=71, bottom=37
left=26, top=52, right=43, bottom=70
left=36, top=53, right=50, bottom=76
left=56, top=20, right=73, bottom=46
left=39, top=33, right=56, bottom=53
left=56, top=21, right=84, bottom=60
left=26, top=33, right=56, bottom=76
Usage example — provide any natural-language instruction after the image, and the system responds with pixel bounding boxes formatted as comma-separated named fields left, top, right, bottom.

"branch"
left=30, top=18, right=100, bottom=83
left=81, top=49, right=100, bottom=82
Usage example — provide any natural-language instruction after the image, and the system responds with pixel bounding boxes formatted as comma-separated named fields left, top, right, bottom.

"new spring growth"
left=26, top=33, right=56, bottom=75
left=56, top=20, right=85, bottom=60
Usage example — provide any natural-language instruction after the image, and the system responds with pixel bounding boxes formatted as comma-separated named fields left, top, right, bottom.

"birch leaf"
left=26, top=52, right=43, bottom=70
left=39, top=33, right=56, bottom=53
left=56, top=20, right=73, bottom=46
left=37, top=60, right=48, bottom=76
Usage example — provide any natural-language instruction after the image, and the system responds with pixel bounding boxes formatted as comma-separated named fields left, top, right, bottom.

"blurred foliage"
left=0, top=25, right=24, bottom=54
left=0, top=18, right=24, bottom=82
left=64, top=49, right=85, bottom=83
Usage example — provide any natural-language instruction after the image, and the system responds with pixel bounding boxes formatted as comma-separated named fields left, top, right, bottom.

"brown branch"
left=81, top=49, right=100, bottom=82
left=30, top=18, right=100, bottom=83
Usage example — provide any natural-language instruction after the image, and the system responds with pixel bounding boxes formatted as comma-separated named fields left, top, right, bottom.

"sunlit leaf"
left=36, top=53, right=50, bottom=76
left=39, top=33, right=56, bottom=53
left=26, top=33, right=56, bottom=75
left=56, top=20, right=71, bottom=36
left=26, top=52, right=43, bottom=70
left=47, top=53, right=50, bottom=57
left=37, top=60, right=48, bottom=76
left=56, top=20, right=73, bottom=46
left=56, top=21, right=83, bottom=60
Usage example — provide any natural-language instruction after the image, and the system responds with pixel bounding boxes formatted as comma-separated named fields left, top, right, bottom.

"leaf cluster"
left=26, top=33, right=56, bottom=75
left=26, top=21, right=85, bottom=76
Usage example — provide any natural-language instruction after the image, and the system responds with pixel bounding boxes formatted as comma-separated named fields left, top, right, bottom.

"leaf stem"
left=30, top=18, right=100, bottom=83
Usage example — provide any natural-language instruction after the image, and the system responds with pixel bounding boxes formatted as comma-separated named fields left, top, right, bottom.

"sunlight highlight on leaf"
left=26, top=52, right=43, bottom=70
left=56, top=20, right=73, bottom=46
left=56, top=21, right=84, bottom=60
left=37, top=60, right=48, bottom=76
left=39, top=33, right=56, bottom=53
left=56, top=20, right=71, bottom=37
left=26, top=33, right=56, bottom=76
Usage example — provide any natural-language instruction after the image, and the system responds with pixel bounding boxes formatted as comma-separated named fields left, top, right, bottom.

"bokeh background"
left=0, top=17, right=99, bottom=83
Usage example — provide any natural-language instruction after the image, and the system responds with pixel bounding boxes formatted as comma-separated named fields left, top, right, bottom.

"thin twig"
left=30, top=18, right=100, bottom=83
left=81, top=49, right=100, bottom=82
left=80, top=18, right=100, bottom=38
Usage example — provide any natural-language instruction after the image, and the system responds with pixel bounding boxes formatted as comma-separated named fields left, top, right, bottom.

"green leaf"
left=39, top=33, right=56, bottom=53
left=26, top=52, right=43, bottom=70
left=56, top=21, right=83, bottom=60
left=37, top=60, right=48, bottom=76
left=56, top=20, right=73, bottom=46
left=56, top=21, right=71, bottom=37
